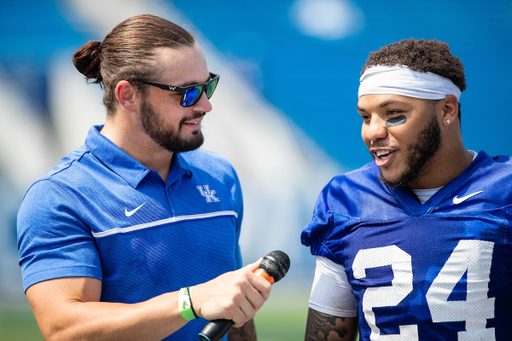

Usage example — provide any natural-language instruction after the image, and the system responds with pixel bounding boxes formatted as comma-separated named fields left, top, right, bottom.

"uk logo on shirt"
left=197, top=185, right=220, bottom=203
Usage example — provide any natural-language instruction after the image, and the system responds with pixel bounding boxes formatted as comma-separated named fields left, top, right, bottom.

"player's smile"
left=370, top=148, right=398, bottom=167
left=358, top=94, right=441, bottom=188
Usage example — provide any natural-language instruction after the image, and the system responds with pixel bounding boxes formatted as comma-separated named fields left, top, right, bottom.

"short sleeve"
left=17, top=180, right=103, bottom=292
left=302, top=184, right=331, bottom=247
left=301, top=210, right=333, bottom=255
left=301, top=180, right=353, bottom=262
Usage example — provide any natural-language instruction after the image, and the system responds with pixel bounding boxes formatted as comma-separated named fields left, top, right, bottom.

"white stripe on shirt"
left=92, top=210, right=238, bottom=238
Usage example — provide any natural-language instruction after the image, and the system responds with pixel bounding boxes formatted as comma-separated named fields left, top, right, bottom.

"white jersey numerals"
left=426, top=240, right=495, bottom=340
left=352, top=240, right=495, bottom=341
left=353, top=245, right=418, bottom=340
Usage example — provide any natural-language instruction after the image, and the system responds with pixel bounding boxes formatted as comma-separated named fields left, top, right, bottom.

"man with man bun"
left=18, top=14, right=270, bottom=341
left=302, top=38, right=512, bottom=340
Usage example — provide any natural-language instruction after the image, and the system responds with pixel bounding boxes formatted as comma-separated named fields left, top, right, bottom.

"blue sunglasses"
left=133, top=72, right=220, bottom=107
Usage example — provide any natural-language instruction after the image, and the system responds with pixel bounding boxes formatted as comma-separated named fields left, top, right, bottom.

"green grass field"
left=0, top=299, right=43, bottom=341
left=0, top=287, right=310, bottom=341
left=255, top=287, right=309, bottom=341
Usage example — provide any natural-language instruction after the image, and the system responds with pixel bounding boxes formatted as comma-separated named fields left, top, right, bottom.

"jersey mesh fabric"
left=18, top=125, right=244, bottom=341
left=302, top=151, right=512, bottom=341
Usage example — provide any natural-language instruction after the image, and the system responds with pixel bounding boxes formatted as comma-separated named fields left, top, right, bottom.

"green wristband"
left=179, top=287, right=198, bottom=321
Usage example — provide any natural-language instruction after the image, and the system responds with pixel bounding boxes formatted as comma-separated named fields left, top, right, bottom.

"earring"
left=446, top=119, right=451, bottom=124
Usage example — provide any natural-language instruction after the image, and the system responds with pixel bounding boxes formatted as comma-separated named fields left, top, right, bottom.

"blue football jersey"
left=302, top=151, right=512, bottom=341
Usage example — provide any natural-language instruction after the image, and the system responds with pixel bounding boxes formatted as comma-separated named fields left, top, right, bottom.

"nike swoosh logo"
left=125, top=202, right=146, bottom=217
left=453, top=191, right=483, bottom=204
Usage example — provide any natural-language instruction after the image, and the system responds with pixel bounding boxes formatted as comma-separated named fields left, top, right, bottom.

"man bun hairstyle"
left=72, top=14, right=196, bottom=115
left=73, top=40, right=103, bottom=83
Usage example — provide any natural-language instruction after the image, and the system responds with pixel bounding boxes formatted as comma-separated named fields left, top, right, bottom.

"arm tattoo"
left=305, top=308, right=357, bottom=341
left=227, top=319, right=257, bottom=341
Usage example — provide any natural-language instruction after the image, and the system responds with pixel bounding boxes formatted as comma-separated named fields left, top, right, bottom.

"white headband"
left=358, top=65, right=461, bottom=100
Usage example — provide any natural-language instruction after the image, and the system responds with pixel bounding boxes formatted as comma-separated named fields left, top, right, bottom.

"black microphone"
left=198, top=250, right=290, bottom=341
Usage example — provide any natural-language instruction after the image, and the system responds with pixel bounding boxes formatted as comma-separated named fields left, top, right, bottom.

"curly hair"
left=362, top=38, right=466, bottom=120
left=72, top=14, right=196, bottom=115
left=362, top=39, right=466, bottom=91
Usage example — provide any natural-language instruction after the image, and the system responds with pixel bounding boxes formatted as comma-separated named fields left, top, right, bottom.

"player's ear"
left=115, top=80, right=138, bottom=113
left=441, top=95, right=458, bottom=126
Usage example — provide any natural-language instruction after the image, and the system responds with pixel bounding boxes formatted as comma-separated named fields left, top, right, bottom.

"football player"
left=302, top=38, right=512, bottom=341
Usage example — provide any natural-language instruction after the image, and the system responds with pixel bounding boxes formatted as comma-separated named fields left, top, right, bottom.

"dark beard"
left=380, top=114, right=441, bottom=189
left=139, top=97, right=204, bottom=153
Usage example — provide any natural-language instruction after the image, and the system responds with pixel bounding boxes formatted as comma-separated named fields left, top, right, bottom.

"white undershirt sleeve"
left=308, top=256, right=358, bottom=317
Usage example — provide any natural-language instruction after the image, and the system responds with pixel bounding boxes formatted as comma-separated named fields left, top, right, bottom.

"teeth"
left=376, top=150, right=391, bottom=157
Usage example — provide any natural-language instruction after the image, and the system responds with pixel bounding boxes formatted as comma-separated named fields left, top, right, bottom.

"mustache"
left=368, top=142, right=400, bottom=159
left=370, top=141, right=398, bottom=149
left=179, top=112, right=206, bottom=125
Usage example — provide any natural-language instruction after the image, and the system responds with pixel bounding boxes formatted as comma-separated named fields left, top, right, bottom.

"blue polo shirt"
left=18, top=125, right=243, bottom=341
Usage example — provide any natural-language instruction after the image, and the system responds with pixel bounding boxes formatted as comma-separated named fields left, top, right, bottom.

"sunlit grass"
left=0, top=300, right=43, bottom=341
left=255, top=286, right=310, bottom=341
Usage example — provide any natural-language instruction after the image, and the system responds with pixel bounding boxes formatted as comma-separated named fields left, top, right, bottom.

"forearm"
left=27, top=261, right=271, bottom=341
left=304, top=308, right=358, bottom=341
left=227, top=319, right=257, bottom=341
left=31, top=291, right=187, bottom=341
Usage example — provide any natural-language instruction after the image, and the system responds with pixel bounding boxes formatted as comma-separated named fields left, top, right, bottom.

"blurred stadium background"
left=0, top=0, right=511, bottom=339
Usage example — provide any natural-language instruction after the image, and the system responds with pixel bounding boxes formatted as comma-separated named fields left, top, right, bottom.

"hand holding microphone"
left=198, top=250, right=290, bottom=341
